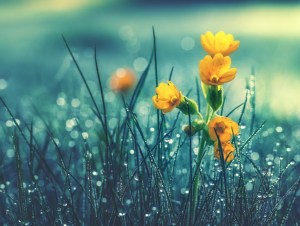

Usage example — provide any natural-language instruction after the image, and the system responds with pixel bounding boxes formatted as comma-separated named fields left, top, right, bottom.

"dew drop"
left=275, top=126, right=283, bottom=133
left=71, top=98, right=80, bottom=108
left=240, top=123, right=246, bottom=130
left=92, top=171, right=98, bottom=176
left=82, top=132, right=89, bottom=140
left=56, top=97, right=66, bottom=106
left=118, top=212, right=126, bottom=217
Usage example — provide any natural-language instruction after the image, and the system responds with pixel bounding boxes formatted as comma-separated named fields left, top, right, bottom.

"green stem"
left=191, top=104, right=215, bottom=224
left=191, top=134, right=206, bottom=222
left=197, top=111, right=204, bottom=120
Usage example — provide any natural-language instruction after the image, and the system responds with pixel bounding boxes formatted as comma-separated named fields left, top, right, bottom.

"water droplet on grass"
left=240, top=123, right=246, bottom=130
left=56, top=97, right=66, bottom=106
left=118, top=212, right=126, bottom=217
left=251, top=152, right=260, bottom=161
left=275, top=126, right=283, bottom=133
left=257, top=194, right=262, bottom=199
left=82, top=132, right=89, bottom=140
left=71, top=98, right=80, bottom=108
left=92, top=171, right=98, bottom=176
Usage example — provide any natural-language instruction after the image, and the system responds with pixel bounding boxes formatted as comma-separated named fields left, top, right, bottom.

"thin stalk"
left=191, top=103, right=214, bottom=224
left=152, top=27, right=162, bottom=169
left=187, top=105, right=193, bottom=226
left=191, top=133, right=206, bottom=223
left=61, top=35, right=105, bottom=129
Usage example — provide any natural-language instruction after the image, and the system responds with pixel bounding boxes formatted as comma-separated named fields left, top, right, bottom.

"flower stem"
left=191, top=133, right=206, bottom=223
left=190, top=104, right=213, bottom=223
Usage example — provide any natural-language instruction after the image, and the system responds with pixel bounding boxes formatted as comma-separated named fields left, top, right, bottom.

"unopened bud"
left=206, top=85, right=223, bottom=112
left=183, top=118, right=206, bottom=136
left=183, top=125, right=196, bottom=136
left=177, top=96, right=199, bottom=115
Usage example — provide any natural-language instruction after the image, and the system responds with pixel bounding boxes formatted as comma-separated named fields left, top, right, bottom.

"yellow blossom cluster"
left=199, top=31, right=239, bottom=86
left=201, top=31, right=240, bottom=162
left=208, top=116, right=239, bottom=162
left=152, top=31, right=240, bottom=163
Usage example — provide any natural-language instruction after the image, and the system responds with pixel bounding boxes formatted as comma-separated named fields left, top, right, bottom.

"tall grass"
left=0, top=32, right=299, bottom=225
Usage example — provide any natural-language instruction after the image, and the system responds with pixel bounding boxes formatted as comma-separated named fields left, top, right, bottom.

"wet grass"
left=0, top=32, right=299, bottom=225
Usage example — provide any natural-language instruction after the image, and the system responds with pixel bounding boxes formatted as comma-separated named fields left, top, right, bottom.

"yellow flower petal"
left=199, top=54, right=237, bottom=85
left=200, top=31, right=239, bottom=56
left=218, top=68, right=237, bottom=84
left=214, top=141, right=235, bottom=162
left=152, top=81, right=182, bottom=114
left=208, top=116, right=239, bottom=142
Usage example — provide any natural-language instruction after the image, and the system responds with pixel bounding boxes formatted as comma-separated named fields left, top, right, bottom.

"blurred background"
left=1, top=0, right=300, bottom=140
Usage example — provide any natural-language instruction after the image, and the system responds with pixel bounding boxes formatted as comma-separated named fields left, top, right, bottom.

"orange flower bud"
left=110, top=68, right=136, bottom=92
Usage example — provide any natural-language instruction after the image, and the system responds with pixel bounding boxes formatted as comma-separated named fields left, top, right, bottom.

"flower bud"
left=110, top=68, right=136, bottom=92
left=183, top=118, right=206, bottom=136
left=192, top=118, right=206, bottom=131
left=177, top=96, right=199, bottom=115
left=206, top=85, right=223, bottom=112
left=183, top=125, right=196, bottom=136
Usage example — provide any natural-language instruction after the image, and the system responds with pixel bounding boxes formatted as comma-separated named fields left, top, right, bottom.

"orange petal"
left=219, top=68, right=237, bottom=84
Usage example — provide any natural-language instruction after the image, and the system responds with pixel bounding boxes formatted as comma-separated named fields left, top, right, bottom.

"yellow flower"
left=110, top=68, right=136, bottom=92
left=152, top=81, right=182, bottom=113
left=201, top=31, right=240, bottom=56
left=199, top=53, right=237, bottom=85
left=214, top=141, right=235, bottom=162
left=208, top=116, right=239, bottom=142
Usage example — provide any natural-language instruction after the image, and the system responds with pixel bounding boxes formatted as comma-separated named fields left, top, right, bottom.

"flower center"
left=170, top=96, right=179, bottom=106
left=215, top=122, right=226, bottom=134
left=210, top=75, right=219, bottom=84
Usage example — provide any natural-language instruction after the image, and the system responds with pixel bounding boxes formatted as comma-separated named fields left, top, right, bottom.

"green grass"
left=0, top=31, right=299, bottom=226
